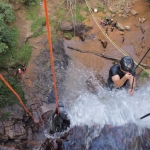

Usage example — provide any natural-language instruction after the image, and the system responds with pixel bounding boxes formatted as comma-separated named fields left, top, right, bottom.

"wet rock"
left=86, top=74, right=105, bottom=94
left=27, top=141, right=41, bottom=149
left=60, top=22, right=73, bottom=31
left=130, top=9, right=138, bottom=15
left=0, top=145, right=16, bottom=150
left=0, top=134, right=9, bottom=141
left=0, top=122, right=4, bottom=134
left=116, top=22, right=125, bottom=31
left=8, top=123, right=26, bottom=140
left=27, top=127, right=33, bottom=140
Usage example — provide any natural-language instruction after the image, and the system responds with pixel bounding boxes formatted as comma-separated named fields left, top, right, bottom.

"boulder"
left=125, top=26, right=130, bottom=31
left=60, top=22, right=73, bottom=31
left=116, top=22, right=125, bottom=31
left=122, top=14, right=128, bottom=19
left=130, top=9, right=138, bottom=15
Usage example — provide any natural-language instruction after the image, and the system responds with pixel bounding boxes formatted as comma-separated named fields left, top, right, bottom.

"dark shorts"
left=106, top=80, right=129, bottom=91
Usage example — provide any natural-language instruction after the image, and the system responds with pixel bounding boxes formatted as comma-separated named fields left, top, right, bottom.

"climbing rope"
left=22, top=75, right=44, bottom=127
left=0, top=74, right=39, bottom=124
left=43, top=0, right=60, bottom=114
left=84, top=0, right=150, bottom=74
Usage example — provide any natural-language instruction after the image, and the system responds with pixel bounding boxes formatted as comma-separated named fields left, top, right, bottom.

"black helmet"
left=120, top=56, right=134, bottom=72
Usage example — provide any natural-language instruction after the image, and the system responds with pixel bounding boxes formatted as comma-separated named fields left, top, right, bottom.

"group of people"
left=100, top=16, right=117, bottom=34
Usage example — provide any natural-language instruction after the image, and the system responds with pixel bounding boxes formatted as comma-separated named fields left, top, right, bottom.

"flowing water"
left=60, top=61, right=150, bottom=150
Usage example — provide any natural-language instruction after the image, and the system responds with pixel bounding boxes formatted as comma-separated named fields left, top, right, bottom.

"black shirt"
left=107, top=64, right=127, bottom=89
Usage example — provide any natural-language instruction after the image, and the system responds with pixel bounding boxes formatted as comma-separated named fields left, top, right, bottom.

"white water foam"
left=62, top=61, right=150, bottom=129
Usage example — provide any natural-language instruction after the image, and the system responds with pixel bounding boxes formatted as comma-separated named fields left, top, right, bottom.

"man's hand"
left=124, top=73, right=133, bottom=80
left=128, top=88, right=134, bottom=96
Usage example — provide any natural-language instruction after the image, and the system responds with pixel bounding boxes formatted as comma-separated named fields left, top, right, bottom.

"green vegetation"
left=63, top=32, right=72, bottom=40
left=1, top=112, right=10, bottom=120
left=0, top=77, right=26, bottom=107
left=31, top=17, right=45, bottom=32
left=54, top=9, right=66, bottom=21
left=14, top=43, right=32, bottom=65
left=50, top=19, right=60, bottom=31
left=97, top=6, right=104, bottom=12
left=140, top=71, right=149, bottom=79
left=84, top=6, right=89, bottom=13
left=0, top=43, right=32, bottom=68
left=0, top=2, right=16, bottom=54
left=31, top=17, right=45, bottom=37
left=32, top=30, right=45, bottom=37
left=76, top=4, right=86, bottom=22
left=26, top=2, right=40, bottom=20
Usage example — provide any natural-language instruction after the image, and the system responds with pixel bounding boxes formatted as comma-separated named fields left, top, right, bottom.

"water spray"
left=130, top=47, right=150, bottom=91
left=131, top=47, right=150, bottom=120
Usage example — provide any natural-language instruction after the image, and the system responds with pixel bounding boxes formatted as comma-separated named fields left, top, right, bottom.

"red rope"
left=43, top=0, right=60, bottom=114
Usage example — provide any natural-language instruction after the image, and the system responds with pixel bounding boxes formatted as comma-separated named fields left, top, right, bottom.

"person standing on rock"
left=106, top=56, right=136, bottom=96
left=122, top=36, right=125, bottom=43
left=105, top=28, right=108, bottom=35
left=16, top=68, right=22, bottom=79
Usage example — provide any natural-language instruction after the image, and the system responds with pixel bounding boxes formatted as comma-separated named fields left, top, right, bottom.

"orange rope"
left=43, top=0, right=60, bottom=114
left=22, top=75, right=44, bottom=127
left=0, top=74, right=38, bottom=123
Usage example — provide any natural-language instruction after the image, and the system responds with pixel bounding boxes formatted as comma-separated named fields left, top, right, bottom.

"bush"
left=0, top=2, right=15, bottom=23
left=140, top=71, right=149, bottom=79
left=0, top=2, right=17, bottom=55
left=0, top=77, right=26, bottom=107
left=24, top=0, right=39, bottom=6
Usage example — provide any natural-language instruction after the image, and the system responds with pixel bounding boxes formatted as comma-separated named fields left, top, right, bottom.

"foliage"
left=76, top=4, right=86, bottom=22
left=26, top=2, right=40, bottom=20
left=0, top=77, right=26, bottom=107
left=0, top=2, right=15, bottom=23
left=14, top=43, right=32, bottom=65
left=24, top=0, right=39, bottom=6
left=140, top=71, right=149, bottom=79
left=32, top=30, right=45, bottom=37
left=97, top=6, right=104, bottom=12
left=54, top=9, right=66, bottom=21
left=63, top=32, right=72, bottom=40
left=31, top=17, right=45, bottom=32
left=2, top=0, right=39, bottom=5
left=1, top=112, right=10, bottom=120
left=0, top=2, right=17, bottom=55
left=0, top=26, right=19, bottom=67
left=0, top=43, right=31, bottom=68
left=84, top=6, right=89, bottom=13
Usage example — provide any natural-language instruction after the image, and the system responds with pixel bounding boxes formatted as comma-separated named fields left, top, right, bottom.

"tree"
left=0, top=2, right=16, bottom=54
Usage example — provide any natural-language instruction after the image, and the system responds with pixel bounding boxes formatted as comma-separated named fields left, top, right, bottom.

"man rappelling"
left=107, top=56, right=136, bottom=96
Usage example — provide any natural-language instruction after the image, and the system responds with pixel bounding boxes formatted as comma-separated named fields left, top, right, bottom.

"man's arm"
left=112, top=73, right=133, bottom=88
left=128, top=76, right=136, bottom=96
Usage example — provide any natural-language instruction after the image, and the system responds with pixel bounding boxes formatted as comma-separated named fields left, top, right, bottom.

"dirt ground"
left=14, top=0, right=150, bottom=89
